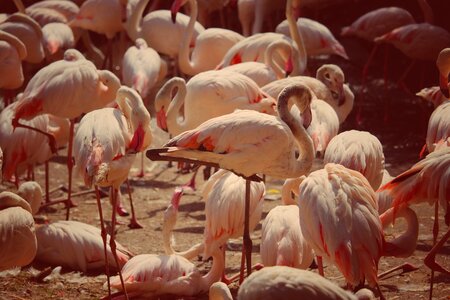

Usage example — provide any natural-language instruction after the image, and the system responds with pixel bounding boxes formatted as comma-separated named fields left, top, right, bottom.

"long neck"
left=337, top=84, right=354, bottom=124
left=286, top=0, right=307, bottom=74
left=418, top=0, right=434, bottom=24
left=125, top=0, right=149, bottom=41
left=178, top=0, right=198, bottom=75
left=281, top=176, right=305, bottom=205
left=13, top=0, right=25, bottom=13
left=380, top=207, right=419, bottom=258
left=162, top=205, right=204, bottom=260
left=199, top=247, right=225, bottom=293
left=277, top=87, right=314, bottom=178
left=265, top=42, right=286, bottom=79
left=165, top=79, right=188, bottom=135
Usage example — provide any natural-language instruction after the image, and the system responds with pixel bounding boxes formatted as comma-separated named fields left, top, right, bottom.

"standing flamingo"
left=11, top=49, right=120, bottom=216
left=324, top=130, right=386, bottom=190
left=35, top=220, right=133, bottom=272
left=147, top=83, right=315, bottom=279
left=378, top=147, right=450, bottom=299
left=260, top=177, right=314, bottom=269
left=0, top=30, right=27, bottom=107
left=0, top=190, right=37, bottom=271
left=172, top=0, right=244, bottom=77
left=276, top=17, right=349, bottom=59
left=73, top=86, right=152, bottom=298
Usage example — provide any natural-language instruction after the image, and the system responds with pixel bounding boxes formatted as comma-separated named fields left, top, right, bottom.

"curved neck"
left=165, top=79, right=188, bottom=135
left=178, top=0, right=198, bottom=75
left=13, top=0, right=25, bottom=13
left=337, top=84, right=354, bottom=124
left=277, top=86, right=315, bottom=177
left=286, top=0, right=307, bottom=74
left=381, top=207, right=419, bottom=258
left=126, top=0, right=149, bottom=40
left=281, top=176, right=305, bottom=205
left=265, top=42, right=287, bottom=79
left=418, top=0, right=434, bottom=24
left=199, top=247, right=225, bottom=293
left=162, top=204, right=204, bottom=260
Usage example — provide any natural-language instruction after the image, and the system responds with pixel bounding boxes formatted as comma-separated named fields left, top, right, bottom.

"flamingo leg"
left=12, top=119, right=58, bottom=154
left=183, top=165, right=200, bottom=191
left=244, top=179, right=252, bottom=279
left=424, top=228, right=450, bottom=276
left=383, top=45, right=389, bottom=90
left=378, top=262, right=419, bottom=279
left=428, top=201, right=441, bottom=300
left=110, top=187, right=129, bottom=300
left=65, top=119, right=77, bottom=220
left=45, top=161, right=50, bottom=204
left=95, top=185, right=112, bottom=298
left=317, top=256, right=324, bottom=276
left=126, top=179, right=143, bottom=229
left=361, top=44, right=379, bottom=86
left=396, top=59, right=416, bottom=95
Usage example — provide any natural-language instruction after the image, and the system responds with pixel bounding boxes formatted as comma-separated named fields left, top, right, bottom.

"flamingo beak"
left=439, top=72, right=450, bottom=98
left=128, top=123, right=145, bottom=153
left=336, top=85, right=345, bottom=106
left=285, top=54, right=293, bottom=77
left=156, top=107, right=168, bottom=132
left=171, top=187, right=184, bottom=210
left=171, top=0, right=182, bottom=23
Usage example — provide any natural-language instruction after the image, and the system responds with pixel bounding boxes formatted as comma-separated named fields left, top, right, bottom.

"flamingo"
left=260, top=177, right=314, bottom=269
left=0, top=189, right=37, bottom=271
left=171, top=0, right=244, bottom=77
left=250, top=0, right=286, bottom=35
left=237, top=266, right=376, bottom=300
left=35, top=220, right=133, bottom=273
left=217, top=0, right=307, bottom=77
left=24, top=0, right=80, bottom=26
left=0, top=13, right=45, bottom=64
left=17, top=181, right=43, bottom=216
left=324, top=130, right=386, bottom=190
left=378, top=147, right=450, bottom=299
left=222, top=61, right=277, bottom=87
left=416, top=86, right=447, bottom=108
left=237, top=0, right=256, bottom=37
left=125, top=0, right=205, bottom=61
left=423, top=100, right=450, bottom=156
left=11, top=49, right=120, bottom=217
left=41, top=22, right=75, bottom=62
left=276, top=17, right=349, bottom=59
left=262, top=64, right=353, bottom=124
left=147, top=83, right=315, bottom=279
left=154, top=70, right=277, bottom=137
left=73, top=86, right=152, bottom=297
left=0, top=30, right=27, bottom=107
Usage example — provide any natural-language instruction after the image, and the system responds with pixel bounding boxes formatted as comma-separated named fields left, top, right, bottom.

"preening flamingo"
left=148, top=83, right=315, bottom=279
left=378, top=147, right=450, bottom=299
left=125, top=0, right=205, bottom=60
left=154, top=70, right=277, bottom=137
left=41, top=22, right=75, bottom=62
left=237, top=266, right=376, bottom=300
left=0, top=30, right=27, bottom=106
left=74, top=86, right=152, bottom=297
left=17, top=181, right=43, bottom=216
left=416, top=86, right=447, bottom=108
left=35, top=220, right=133, bottom=272
left=324, top=130, right=386, bottom=190
left=222, top=61, right=277, bottom=87
left=217, top=0, right=307, bottom=76
left=276, top=17, right=349, bottom=59
left=172, top=0, right=244, bottom=77
left=12, top=49, right=120, bottom=216
left=24, top=0, right=80, bottom=26
left=0, top=190, right=37, bottom=271
left=260, top=177, right=314, bottom=269
left=0, top=13, right=45, bottom=64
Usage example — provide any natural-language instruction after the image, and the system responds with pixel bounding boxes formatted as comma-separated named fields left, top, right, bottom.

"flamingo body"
left=42, top=22, right=75, bottom=60
left=0, top=30, right=26, bottom=90
left=425, top=100, right=450, bottom=153
left=26, top=0, right=80, bottom=26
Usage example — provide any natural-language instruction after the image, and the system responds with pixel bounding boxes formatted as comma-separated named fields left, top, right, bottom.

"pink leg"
left=396, top=60, right=416, bottom=95
left=12, top=119, right=58, bottom=154
left=183, top=166, right=199, bottom=191
left=65, top=119, right=77, bottom=220
left=114, top=189, right=129, bottom=217
left=378, top=262, right=419, bottom=279
left=362, top=44, right=379, bottom=86
left=317, top=256, right=324, bottom=276
left=424, top=228, right=450, bottom=275
left=243, top=180, right=253, bottom=280
left=126, top=179, right=143, bottom=229
left=428, top=201, right=441, bottom=300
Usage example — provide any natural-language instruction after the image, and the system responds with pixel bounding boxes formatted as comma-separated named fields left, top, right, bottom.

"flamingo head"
left=436, top=48, right=450, bottom=98
left=284, top=54, right=294, bottom=77
left=171, top=0, right=186, bottom=23
left=171, top=186, right=184, bottom=210
left=156, top=106, right=168, bottom=132
left=317, top=64, right=345, bottom=106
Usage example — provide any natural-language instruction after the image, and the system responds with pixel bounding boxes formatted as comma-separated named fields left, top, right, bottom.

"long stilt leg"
left=424, top=228, right=450, bottom=275
left=126, top=179, right=143, bottom=229
left=317, top=256, right=324, bottom=276
left=362, top=44, right=379, bottom=86
left=109, top=187, right=129, bottom=300
left=243, top=179, right=252, bottom=279
left=428, top=201, right=440, bottom=300
left=378, top=262, right=419, bottom=279
left=45, top=161, right=50, bottom=204
left=95, top=186, right=111, bottom=298
left=65, top=119, right=76, bottom=220
left=397, top=60, right=416, bottom=95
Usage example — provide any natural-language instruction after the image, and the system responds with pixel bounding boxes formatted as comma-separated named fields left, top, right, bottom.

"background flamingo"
left=41, top=22, right=75, bottom=62
left=416, top=86, right=447, bottom=108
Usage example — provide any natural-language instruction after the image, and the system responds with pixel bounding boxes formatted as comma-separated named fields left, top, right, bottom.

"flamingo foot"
left=128, top=218, right=144, bottom=229
left=378, top=262, right=419, bottom=279
left=65, top=199, right=78, bottom=208
left=222, top=263, right=264, bottom=285
left=116, top=204, right=129, bottom=217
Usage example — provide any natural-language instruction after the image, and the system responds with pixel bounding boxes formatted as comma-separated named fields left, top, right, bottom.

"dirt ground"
left=1, top=1, right=450, bottom=299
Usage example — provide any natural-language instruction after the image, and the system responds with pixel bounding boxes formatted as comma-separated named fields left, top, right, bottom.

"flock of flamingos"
left=0, top=0, right=449, bottom=299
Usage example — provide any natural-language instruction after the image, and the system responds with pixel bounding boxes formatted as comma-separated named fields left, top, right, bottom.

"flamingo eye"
left=325, top=73, right=331, bottom=79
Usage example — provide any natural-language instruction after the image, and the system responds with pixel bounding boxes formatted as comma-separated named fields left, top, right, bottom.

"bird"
left=250, top=0, right=286, bottom=36
left=73, top=86, right=152, bottom=297
left=0, top=189, right=37, bottom=271
left=0, top=30, right=27, bottom=107
left=209, top=281, right=233, bottom=300
left=221, top=61, right=277, bottom=87
left=17, top=181, right=43, bottom=216
left=217, top=0, right=307, bottom=77
left=377, top=147, right=450, bottom=299
left=24, top=0, right=80, bottom=27
left=276, top=17, right=349, bottom=59
left=124, top=0, right=205, bottom=61
left=416, top=86, right=447, bottom=108
left=41, top=22, right=76, bottom=62
left=172, top=0, right=244, bottom=77
left=35, top=220, right=133, bottom=273
left=11, top=49, right=121, bottom=215
left=154, top=70, right=277, bottom=137
left=423, top=100, right=449, bottom=156
left=298, top=163, right=383, bottom=290
left=0, top=13, right=45, bottom=64
left=237, top=266, right=376, bottom=300
left=260, top=177, right=314, bottom=269
left=324, top=130, right=386, bottom=190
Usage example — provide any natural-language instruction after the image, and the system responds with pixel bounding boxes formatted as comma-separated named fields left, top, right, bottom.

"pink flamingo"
left=73, top=86, right=152, bottom=297
left=0, top=30, right=27, bottom=107
left=147, top=83, right=315, bottom=279
left=24, top=0, right=80, bottom=26
left=237, top=266, right=376, bottom=300
left=41, top=22, right=75, bottom=62
left=324, top=130, right=386, bottom=190
left=0, top=189, right=37, bottom=271
left=378, top=147, right=450, bottom=299
left=171, top=0, right=244, bottom=77
left=260, top=177, right=314, bottom=269
left=276, top=17, right=349, bottom=59
left=35, top=220, right=133, bottom=273
left=222, top=61, right=277, bottom=87
left=11, top=49, right=120, bottom=217
left=423, top=101, right=450, bottom=155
